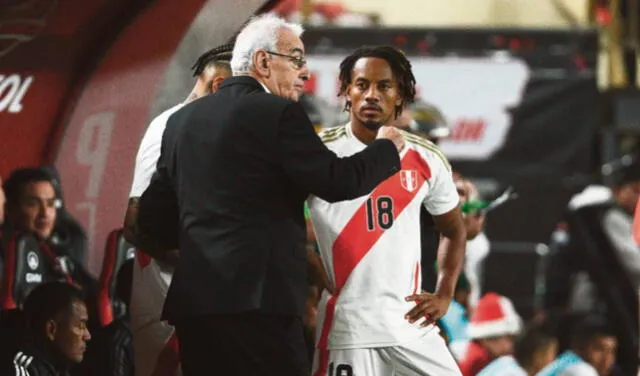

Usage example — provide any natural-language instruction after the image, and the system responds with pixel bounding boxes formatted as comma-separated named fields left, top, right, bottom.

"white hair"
left=230, top=13, right=304, bottom=75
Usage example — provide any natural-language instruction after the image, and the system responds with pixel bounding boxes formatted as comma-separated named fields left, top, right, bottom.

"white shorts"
left=131, top=254, right=181, bottom=376
left=132, top=323, right=181, bottom=376
left=312, top=330, right=461, bottom=376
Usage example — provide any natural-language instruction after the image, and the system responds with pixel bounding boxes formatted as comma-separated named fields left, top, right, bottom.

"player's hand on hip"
left=404, top=292, right=452, bottom=327
left=376, top=126, right=405, bottom=152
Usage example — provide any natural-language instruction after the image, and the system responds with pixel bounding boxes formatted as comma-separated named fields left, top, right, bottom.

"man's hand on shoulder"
left=376, top=126, right=405, bottom=152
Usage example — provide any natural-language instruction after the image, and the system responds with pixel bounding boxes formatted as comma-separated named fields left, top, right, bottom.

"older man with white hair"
left=136, top=13, right=406, bottom=376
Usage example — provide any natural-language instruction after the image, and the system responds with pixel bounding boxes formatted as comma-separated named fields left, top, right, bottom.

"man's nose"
left=365, top=86, right=380, bottom=101
left=299, top=66, right=310, bottom=81
left=37, top=202, right=49, bottom=217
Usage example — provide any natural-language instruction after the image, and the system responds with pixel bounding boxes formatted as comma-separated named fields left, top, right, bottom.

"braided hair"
left=338, top=45, right=417, bottom=119
left=191, top=43, right=234, bottom=77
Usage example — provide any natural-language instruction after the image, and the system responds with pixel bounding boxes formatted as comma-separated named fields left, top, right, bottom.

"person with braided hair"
left=123, top=43, right=233, bottom=376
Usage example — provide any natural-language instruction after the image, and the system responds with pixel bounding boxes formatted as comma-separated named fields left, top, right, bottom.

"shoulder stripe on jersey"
left=319, top=124, right=346, bottom=136
left=321, top=132, right=345, bottom=144
left=318, top=125, right=344, bottom=137
left=319, top=125, right=346, bottom=143
left=13, top=352, right=32, bottom=376
left=402, top=131, right=451, bottom=171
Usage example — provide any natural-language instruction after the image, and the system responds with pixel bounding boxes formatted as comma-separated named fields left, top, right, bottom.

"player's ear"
left=211, top=75, right=226, bottom=92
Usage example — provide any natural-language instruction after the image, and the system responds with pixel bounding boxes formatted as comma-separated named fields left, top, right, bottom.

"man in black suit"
left=137, top=13, right=405, bottom=376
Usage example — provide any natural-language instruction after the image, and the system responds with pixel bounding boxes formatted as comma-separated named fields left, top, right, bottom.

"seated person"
left=478, top=323, right=558, bottom=376
left=76, top=259, right=134, bottom=376
left=40, top=165, right=87, bottom=265
left=2, top=282, right=91, bottom=376
left=2, top=167, right=58, bottom=241
left=538, top=315, right=617, bottom=376
left=1, top=168, right=98, bottom=327
left=1, top=167, right=96, bottom=286
left=458, top=293, right=522, bottom=376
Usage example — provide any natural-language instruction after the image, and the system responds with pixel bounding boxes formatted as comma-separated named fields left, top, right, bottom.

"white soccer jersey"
left=308, top=123, right=460, bottom=351
left=129, top=103, right=184, bottom=197
left=129, top=103, right=184, bottom=376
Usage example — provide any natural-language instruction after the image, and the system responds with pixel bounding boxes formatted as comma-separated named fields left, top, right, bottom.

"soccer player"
left=123, top=44, right=232, bottom=376
left=308, top=45, right=467, bottom=375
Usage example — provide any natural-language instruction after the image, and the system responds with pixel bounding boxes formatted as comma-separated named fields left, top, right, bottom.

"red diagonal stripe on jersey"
left=332, top=148, right=431, bottom=292
left=313, top=149, right=432, bottom=373
left=136, top=250, right=153, bottom=268
left=313, top=295, right=337, bottom=376
left=151, top=331, right=180, bottom=376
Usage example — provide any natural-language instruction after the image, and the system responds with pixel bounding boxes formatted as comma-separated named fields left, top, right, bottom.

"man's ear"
left=45, top=319, right=57, bottom=341
left=253, top=50, right=270, bottom=77
left=210, top=75, right=227, bottom=92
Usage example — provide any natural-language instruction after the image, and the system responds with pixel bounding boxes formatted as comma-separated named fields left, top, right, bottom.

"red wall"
left=0, top=0, right=148, bottom=176
left=54, top=0, right=208, bottom=273
left=1, top=0, right=268, bottom=274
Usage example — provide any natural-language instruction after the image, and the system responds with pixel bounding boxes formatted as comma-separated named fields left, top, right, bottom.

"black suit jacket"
left=142, top=76, right=400, bottom=321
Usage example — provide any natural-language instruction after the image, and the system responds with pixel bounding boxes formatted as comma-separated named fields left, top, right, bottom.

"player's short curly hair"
left=338, top=45, right=417, bottom=119
left=191, top=43, right=234, bottom=77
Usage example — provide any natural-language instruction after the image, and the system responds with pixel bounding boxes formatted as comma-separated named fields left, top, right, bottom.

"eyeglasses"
left=265, top=51, right=307, bottom=69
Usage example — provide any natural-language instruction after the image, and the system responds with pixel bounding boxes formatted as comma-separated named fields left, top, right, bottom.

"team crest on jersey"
left=400, top=170, right=419, bottom=192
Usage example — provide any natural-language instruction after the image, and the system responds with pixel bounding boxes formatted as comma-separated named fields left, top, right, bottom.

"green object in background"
left=460, top=200, right=489, bottom=214
left=304, top=202, right=311, bottom=220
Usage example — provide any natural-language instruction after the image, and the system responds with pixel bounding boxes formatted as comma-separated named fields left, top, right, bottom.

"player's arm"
left=123, top=196, right=179, bottom=266
left=122, top=197, right=139, bottom=244
left=405, top=152, right=466, bottom=326
left=432, top=207, right=466, bottom=303
left=304, top=201, right=334, bottom=295
left=307, top=243, right=334, bottom=295
left=126, top=119, right=180, bottom=266
left=405, top=207, right=466, bottom=326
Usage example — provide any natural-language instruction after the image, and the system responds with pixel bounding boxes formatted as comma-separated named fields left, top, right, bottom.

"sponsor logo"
left=26, top=251, right=39, bottom=270
left=25, top=272, right=42, bottom=283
